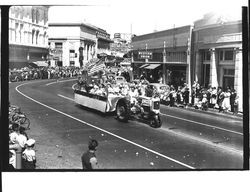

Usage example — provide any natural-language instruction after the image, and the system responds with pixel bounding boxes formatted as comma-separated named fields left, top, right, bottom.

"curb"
left=162, top=104, right=243, bottom=120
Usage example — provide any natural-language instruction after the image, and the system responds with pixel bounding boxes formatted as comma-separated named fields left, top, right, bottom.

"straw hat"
left=26, top=139, right=36, bottom=147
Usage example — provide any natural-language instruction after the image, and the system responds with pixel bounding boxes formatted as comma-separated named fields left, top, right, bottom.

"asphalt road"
left=9, top=78, right=244, bottom=170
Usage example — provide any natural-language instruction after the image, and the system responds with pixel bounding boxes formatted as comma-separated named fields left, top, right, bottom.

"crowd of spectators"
left=9, top=104, right=36, bottom=170
left=9, top=66, right=85, bottom=82
left=9, top=64, right=240, bottom=115
left=190, top=81, right=239, bottom=114
left=162, top=81, right=239, bottom=114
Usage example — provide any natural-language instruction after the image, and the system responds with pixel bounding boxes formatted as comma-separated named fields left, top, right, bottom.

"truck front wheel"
left=150, top=114, right=162, bottom=128
left=116, top=100, right=130, bottom=122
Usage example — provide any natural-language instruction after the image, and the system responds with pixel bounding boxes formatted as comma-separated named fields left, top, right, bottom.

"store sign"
left=96, top=31, right=111, bottom=40
left=138, top=51, right=152, bottom=59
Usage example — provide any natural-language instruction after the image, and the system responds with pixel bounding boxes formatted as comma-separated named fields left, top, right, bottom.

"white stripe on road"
left=58, top=94, right=74, bottom=101
left=46, top=78, right=77, bottom=86
left=163, top=128, right=243, bottom=155
left=16, top=82, right=195, bottom=169
left=161, top=113, right=243, bottom=136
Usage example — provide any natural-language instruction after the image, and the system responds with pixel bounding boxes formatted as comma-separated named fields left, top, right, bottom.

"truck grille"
left=153, top=101, right=160, bottom=110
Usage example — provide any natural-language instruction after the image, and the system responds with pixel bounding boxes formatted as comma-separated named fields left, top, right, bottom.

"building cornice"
left=9, top=43, right=49, bottom=50
left=193, top=20, right=242, bottom=31
left=132, top=25, right=191, bottom=42
left=49, top=22, right=108, bottom=35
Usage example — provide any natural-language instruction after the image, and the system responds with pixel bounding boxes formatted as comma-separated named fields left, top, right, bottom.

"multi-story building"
left=131, top=25, right=192, bottom=88
left=9, top=6, right=49, bottom=69
left=193, top=12, right=242, bottom=111
left=48, top=22, right=112, bottom=67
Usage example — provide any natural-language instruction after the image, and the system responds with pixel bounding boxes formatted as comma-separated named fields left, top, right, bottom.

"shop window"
left=224, top=69, right=234, bottom=76
left=219, top=49, right=234, bottom=61
left=31, top=30, right=35, bottom=44
left=202, top=64, right=210, bottom=87
left=43, top=32, right=46, bottom=45
left=55, top=42, right=63, bottom=49
left=14, top=7, right=19, bottom=18
left=15, top=23, right=18, bottom=42
left=69, top=50, right=75, bottom=65
left=20, top=7, right=24, bottom=19
left=203, top=51, right=211, bottom=61
left=36, top=9, right=39, bottom=24
left=219, top=51, right=223, bottom=60
left=32, top=9, right=36, bottom=23
left=20, top=24, right=23, bottom=43
left=44, top=10, right=48, bottom=25
left=224, top=50, right=234, bottom=60
left=35, top=31, right=39, bottom=44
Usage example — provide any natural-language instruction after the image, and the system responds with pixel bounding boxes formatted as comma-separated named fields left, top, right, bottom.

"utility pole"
left=163, top=41, right=167, bottom=84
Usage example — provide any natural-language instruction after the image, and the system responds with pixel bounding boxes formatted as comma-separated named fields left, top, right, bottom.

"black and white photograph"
left=1, top=0, right=249, bottom=191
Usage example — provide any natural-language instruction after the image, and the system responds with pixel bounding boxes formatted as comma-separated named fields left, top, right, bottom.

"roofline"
left=193, top=20, right=242, bottom=31
left=48, top=22, right=108, bottom=33
left=132, top=25, right=192, bottom=40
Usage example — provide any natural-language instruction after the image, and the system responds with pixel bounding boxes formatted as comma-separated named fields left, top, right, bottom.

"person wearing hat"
left=9, top=123, right=19, bottom=145
left=22, top=139, right=36, bottom=169
left=81, top=139, right=99, bottom=170
left=17, top=126, right=29, bottom=150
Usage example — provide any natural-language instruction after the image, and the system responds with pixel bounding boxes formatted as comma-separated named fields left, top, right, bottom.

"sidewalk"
left=165, top=104, right=243, bottom=120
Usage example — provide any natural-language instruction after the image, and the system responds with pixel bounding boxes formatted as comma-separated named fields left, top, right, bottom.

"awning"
left=144, top=64, right=161, bottom=69
left=139, top=64, right=149, bottom=68
left=33, top=61, right=48, bottom=67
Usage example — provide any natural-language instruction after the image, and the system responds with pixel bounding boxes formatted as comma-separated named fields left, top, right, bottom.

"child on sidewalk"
left=22, top=139, right=36, bottom=169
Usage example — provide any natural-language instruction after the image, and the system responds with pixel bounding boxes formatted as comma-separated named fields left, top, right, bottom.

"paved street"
left=9, top=78, right=244, bottom=169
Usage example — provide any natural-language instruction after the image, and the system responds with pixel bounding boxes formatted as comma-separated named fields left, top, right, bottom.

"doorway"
left=223, top=76, right=234, bottom=90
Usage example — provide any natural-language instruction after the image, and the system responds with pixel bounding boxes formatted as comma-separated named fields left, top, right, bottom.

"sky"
left=46, top=0, right=247, bottom=37
left=1, top=0, right=247, bottom=36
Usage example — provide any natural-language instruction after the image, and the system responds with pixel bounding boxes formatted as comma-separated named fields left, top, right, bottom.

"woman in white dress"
left=222, top=88, right=231, bottom=112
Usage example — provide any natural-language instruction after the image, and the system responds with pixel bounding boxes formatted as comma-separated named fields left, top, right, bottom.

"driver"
left=129, top=85, right=139, bottom=104
left=129, top=85, right=140, bottom=113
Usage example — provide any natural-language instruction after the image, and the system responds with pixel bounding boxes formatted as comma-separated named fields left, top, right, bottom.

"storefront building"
left=131, top=25, right=192, bottom=88
left=48, top=22, right=112, bottom=67
left=193, top=13, right=242, bottom=111
left=9, top=6, right=50, bottom=69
